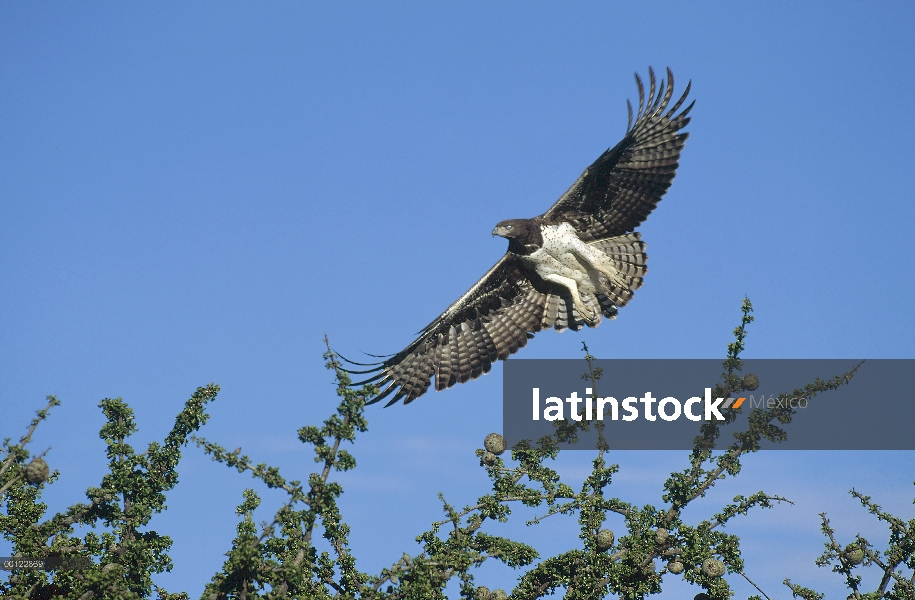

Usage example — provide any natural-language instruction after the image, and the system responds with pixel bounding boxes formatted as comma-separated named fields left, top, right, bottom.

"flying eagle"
left=343, top=67, right=693, bottom=406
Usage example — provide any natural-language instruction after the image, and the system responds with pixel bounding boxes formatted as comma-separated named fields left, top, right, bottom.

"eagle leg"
left=568, top=236, right=626, bottom=291
left=541, top=273, right=598, bottom=324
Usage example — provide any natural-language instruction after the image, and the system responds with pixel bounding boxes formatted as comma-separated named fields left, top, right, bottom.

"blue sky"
left=2, top=2, right=913, bottom=598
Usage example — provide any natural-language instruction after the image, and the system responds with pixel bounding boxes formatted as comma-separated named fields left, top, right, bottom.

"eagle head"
left=492, top=219, right=531, bottom=240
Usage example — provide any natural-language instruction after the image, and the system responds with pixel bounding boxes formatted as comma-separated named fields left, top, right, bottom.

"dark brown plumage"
left=343, top=67, right=693, bottom=406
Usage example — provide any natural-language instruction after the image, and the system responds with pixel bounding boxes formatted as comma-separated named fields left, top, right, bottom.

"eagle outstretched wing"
left=342, top=68, right=691, bottom=405
left=344, top=234, right=647, bottom=406
left=345, top=254, right=615, bottom=406
left=345, top=255, right=530, bottom=406
left=542, top=67, right=693, bottom=242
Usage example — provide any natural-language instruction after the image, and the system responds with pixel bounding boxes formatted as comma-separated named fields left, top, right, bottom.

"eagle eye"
left=505, top=224, right=513, bottom=229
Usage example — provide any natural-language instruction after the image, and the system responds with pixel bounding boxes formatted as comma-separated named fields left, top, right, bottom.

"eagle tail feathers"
left=589, top=234, right=648, bottom=273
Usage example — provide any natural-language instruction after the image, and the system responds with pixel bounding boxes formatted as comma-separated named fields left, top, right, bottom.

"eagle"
left=343, top=67, right=693, bottom=406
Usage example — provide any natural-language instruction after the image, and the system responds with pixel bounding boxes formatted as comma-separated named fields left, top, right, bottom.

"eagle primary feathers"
left=343, top=67, right=693, bottom=406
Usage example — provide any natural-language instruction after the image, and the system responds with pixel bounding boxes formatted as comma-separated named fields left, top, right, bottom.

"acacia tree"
left=2, top=299, right=912, bottom=599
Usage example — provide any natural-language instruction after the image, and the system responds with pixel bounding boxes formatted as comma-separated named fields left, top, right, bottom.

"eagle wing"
left=343, top=254, right=618, bottom=406
left=541, top=67, right=693, bottom=242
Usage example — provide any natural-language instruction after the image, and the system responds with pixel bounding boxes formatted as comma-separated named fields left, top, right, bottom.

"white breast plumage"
left=518, top=222, right=624, bottom=323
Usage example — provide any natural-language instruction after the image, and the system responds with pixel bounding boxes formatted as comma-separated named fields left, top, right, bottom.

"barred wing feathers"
left=347, top=255, right=611, bottom=406
left=346, top=255, right=536, bottom=406
left=542, top=67, right=693, bottom=242
left=345, top=233, right=648, bottom=406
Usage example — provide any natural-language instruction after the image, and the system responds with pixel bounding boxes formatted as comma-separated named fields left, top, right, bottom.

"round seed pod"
left=481, top=452, right=497, bottom=466
left=667, top=560, right=685, bottom=574
left=484, top=433, right=506, bottom=455
left=655, top=528, right=669, bottom=544
left=701, top=558, right=725, bottom=577
left=595, top=529, right=615, bottom=551
left=491, top=590, right=507, bottom=600
left=742, top=373, right=760, bottom=391
left=844, top=545, right=865, bottom=565
left=475, top=586, right=491, bottom=600
left=25, top=457, right=49, bottom=485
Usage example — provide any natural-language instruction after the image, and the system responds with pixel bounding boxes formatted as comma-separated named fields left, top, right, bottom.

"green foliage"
left=784, top=487, right=915, bottom=600
left=2, top=304, right=913, bottom=599
left=1, top=385, right=217, bottom=599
